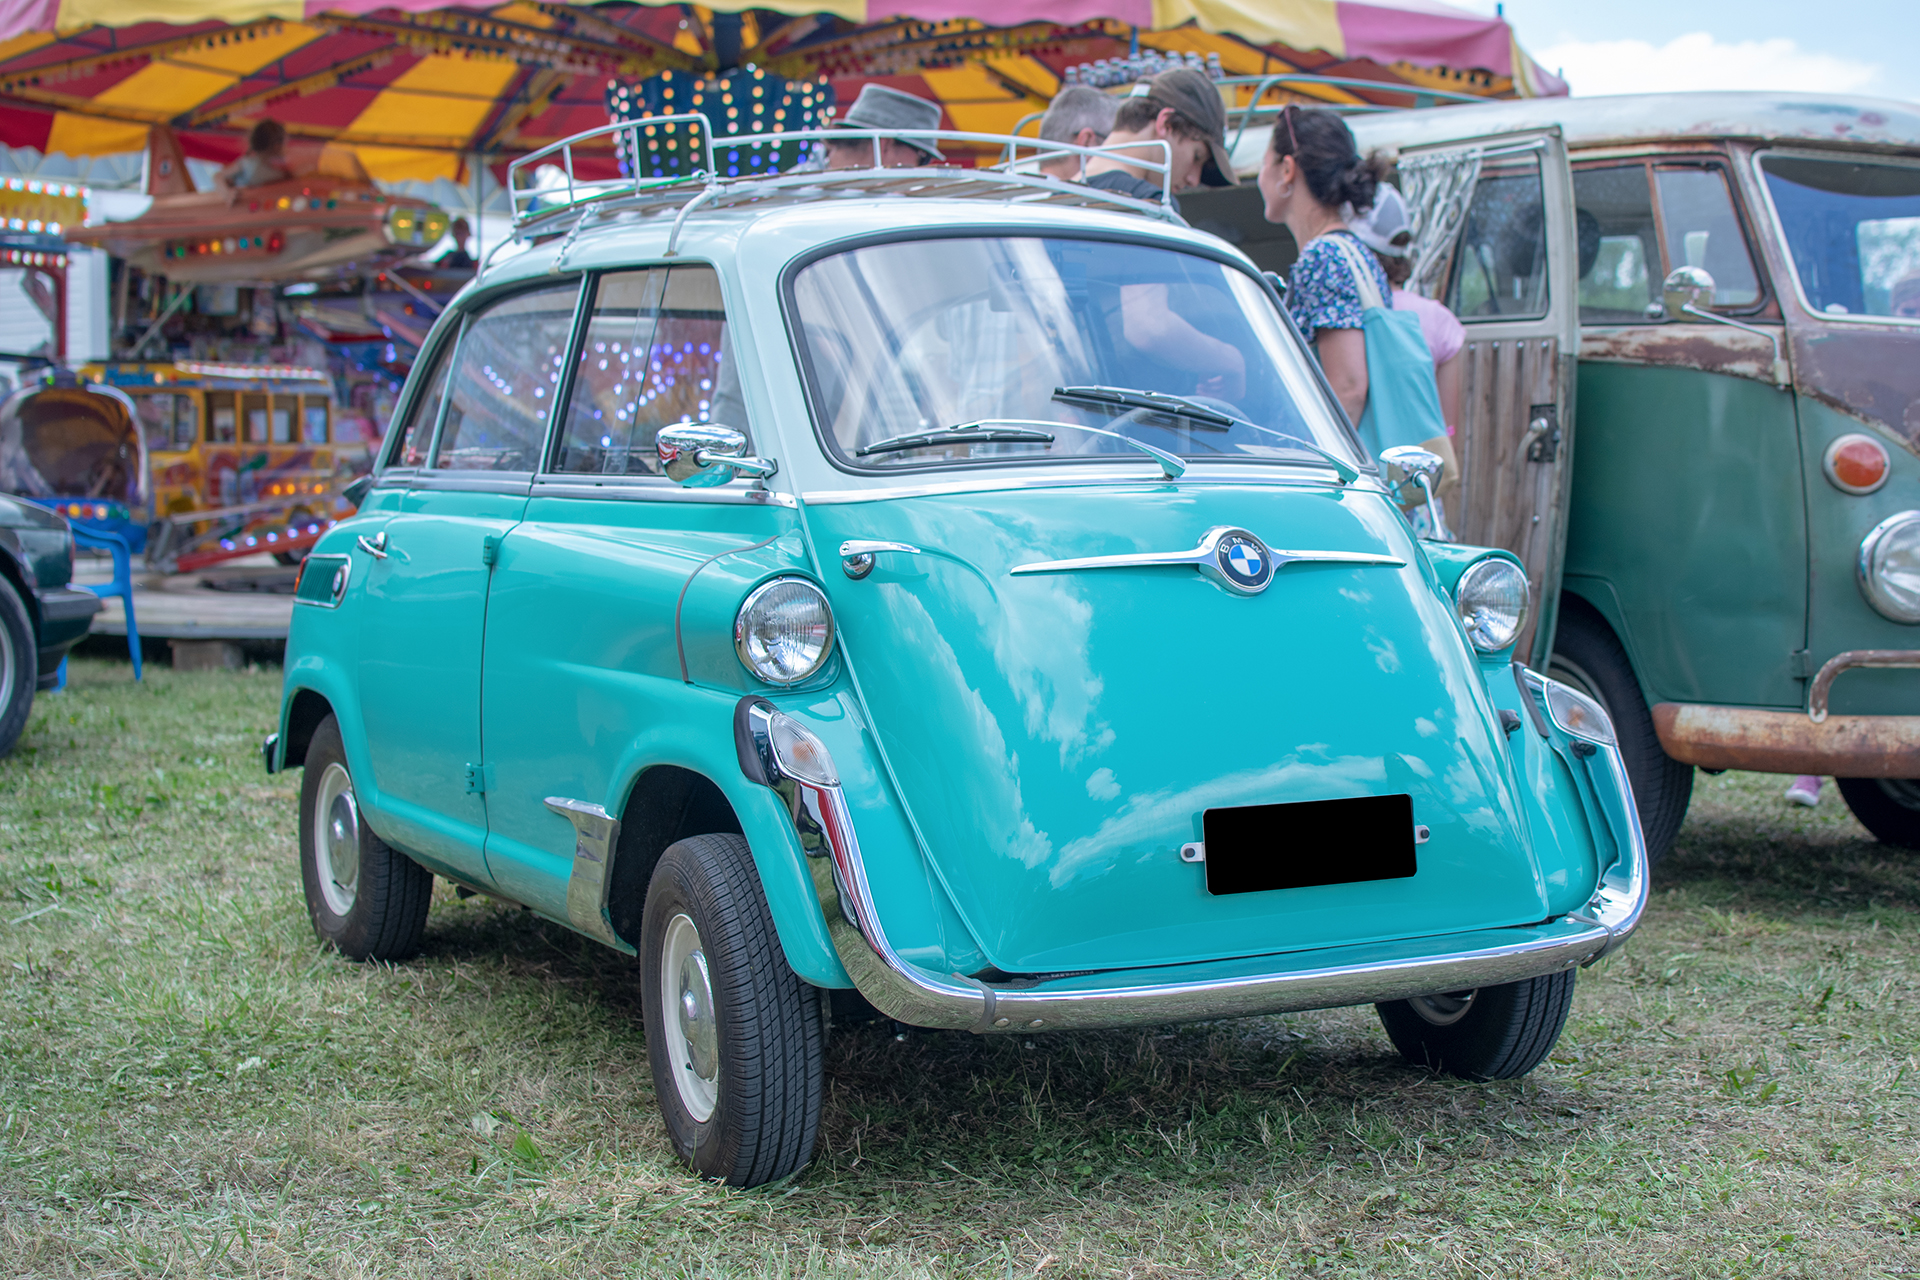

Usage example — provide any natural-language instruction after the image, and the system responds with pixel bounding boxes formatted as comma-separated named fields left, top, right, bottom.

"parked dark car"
left=0, top=494, right=99, bottom=756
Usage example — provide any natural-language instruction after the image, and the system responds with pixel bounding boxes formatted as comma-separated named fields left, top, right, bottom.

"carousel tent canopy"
left=0, top=2, right=1566, bottom=185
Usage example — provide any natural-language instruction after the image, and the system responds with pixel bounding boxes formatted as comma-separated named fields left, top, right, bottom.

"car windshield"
left=1760, top=153, right=1920, bottom=322
left=788, top=236, right=1359, bottom=473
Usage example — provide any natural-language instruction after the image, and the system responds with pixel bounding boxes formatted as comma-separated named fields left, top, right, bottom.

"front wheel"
left=0, top=574, right=34, bottom=759
left=1836, top=778, right=1920, bottom=849
left=298, top=714, right=433, bottom=960
left=1376, top=970, right=1576, bottom=1081
left=641, top=834, right=822, bottom=1187
left=1549, top=603, right=1693, bottom=866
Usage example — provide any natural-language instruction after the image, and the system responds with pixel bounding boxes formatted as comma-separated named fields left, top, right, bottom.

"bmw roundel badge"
left=1213, top=529, right=1274, bottom=595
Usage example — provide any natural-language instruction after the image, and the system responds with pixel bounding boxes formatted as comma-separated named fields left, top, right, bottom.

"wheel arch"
left=605, top=764, right=745, bottom=946
left=281, top=685, right=335, bottom=770
left=1557, top=579, right=1654, bottom=706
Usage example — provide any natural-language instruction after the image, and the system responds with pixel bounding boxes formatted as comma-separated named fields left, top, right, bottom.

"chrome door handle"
left=839, top=539, right=921, bottom=579
left=355, top=531, right=389, bottom=560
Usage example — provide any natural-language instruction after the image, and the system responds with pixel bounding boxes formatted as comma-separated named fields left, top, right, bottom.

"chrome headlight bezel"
left=1454, top=557, right=1530, bottom=653
left=1858, top=510, right=1920, bottom=624
left=734, top=577, right=836, bottom=686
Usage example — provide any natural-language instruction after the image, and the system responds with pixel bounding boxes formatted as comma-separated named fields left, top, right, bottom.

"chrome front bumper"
left=738, top=691, right=1648, bottom=1035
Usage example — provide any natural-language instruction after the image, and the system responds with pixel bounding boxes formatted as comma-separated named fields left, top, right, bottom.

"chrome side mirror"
left=1662, top=266, right=1715, bottom=320
left=1380, top=444, right=1453, bottom=540
left=657, top=424, right=777, bottom=487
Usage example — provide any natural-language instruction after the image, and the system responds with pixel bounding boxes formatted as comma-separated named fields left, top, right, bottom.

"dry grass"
left=1, top=658, right=1916, bottom=1278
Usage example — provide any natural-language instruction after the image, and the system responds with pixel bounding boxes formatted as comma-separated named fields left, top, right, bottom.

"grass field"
left=1, top=658, right=1916, bottom=1279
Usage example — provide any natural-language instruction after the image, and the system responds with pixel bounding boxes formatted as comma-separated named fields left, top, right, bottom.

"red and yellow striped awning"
left=0, top=3, right=1564, bottom=183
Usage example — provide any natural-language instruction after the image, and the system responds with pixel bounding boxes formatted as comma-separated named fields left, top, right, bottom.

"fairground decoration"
left=607, top=66, right=834, bottom=181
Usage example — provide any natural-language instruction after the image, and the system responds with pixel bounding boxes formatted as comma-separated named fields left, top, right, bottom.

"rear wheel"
left=0, top=575, right=35, bottom=759
left=1836, top=778, right=1920, bottom=849
left=1549, top=603, right=1693, bottom=866
left=1376, top=970, right=1576, bottom=1081
left=641, top=833, right=822, bottom=1187
left=298, top=714, right=433, bottom=960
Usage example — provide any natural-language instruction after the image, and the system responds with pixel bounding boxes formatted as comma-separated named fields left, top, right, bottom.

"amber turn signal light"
left=1823, top=433, right=1890, bottom=496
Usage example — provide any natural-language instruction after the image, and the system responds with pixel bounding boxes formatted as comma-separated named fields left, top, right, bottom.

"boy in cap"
left=824, top=84, right=944, bottom=170
left=1080, top=67, right=1236, bottom=211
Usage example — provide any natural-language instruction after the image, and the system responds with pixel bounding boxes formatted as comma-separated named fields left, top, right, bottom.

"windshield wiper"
left=859, top=417, right=1187, bottom=480
left=856, top=424, right=1055, bottom=457
left=1053, top=384, right=1235, bottom=428
left=1053, top=384, right=1358, bottom=484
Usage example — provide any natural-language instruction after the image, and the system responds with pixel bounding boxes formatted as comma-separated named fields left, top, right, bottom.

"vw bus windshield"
left=789, top=237, right=1361, bottom=473
left=1761, top=154, right=1920, bottom=322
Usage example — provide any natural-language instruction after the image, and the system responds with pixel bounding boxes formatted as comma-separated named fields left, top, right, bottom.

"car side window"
left=432, top=282, right=580, bottom=472
left=1653, top=165, right=1762, bottom=308
left=1446, top=150, right=1550, bottom=321
left=553, top=265, right=743, bottom=476
left=1572, top=164, right=1659, bottom=323
left=385, top=333, right=456, bottom=468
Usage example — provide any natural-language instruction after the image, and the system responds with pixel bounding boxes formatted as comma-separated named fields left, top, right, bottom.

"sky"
left=1453, top=0, right=1919, bottom=105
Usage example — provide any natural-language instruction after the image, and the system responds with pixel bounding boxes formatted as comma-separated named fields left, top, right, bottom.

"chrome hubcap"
left=660, top=913, right=719, bottom=1122
left=313, top=762, right=360, bottom=917
left=1409, top=990, right=1478, bottom=1026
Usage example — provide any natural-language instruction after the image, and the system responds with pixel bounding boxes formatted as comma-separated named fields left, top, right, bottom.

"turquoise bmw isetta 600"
left=267, top=119, right=1646, bottom=1187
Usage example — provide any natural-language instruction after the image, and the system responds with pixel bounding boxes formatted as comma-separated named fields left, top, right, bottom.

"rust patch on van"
left=1580, top=325, right=1777, bottom=383
left=1652, top=702, right=1920, bottom=776
left=1791, top=327, right=1920, bottom=449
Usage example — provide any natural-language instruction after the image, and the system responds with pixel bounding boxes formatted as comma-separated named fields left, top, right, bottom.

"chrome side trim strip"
left=801, top=467, right=1378, bottom=506
left=531, top=478, right=797, bottom=507
left=741, top=696, right=1648, bottom=1035
left=544, top=797, right=633, bottom=954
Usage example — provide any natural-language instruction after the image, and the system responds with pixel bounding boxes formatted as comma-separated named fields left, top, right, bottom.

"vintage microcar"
left=1200, top=90, right=1920, bottom=857
left=266, top=120, right=1647, bottom=1187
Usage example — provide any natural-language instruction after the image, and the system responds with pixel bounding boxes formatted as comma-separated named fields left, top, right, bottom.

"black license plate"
left=1203, top=794, right=1417, bottom=896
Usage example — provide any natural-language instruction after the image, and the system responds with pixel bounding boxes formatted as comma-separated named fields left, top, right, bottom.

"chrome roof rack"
left=502, top=114, right=1183, bottom=257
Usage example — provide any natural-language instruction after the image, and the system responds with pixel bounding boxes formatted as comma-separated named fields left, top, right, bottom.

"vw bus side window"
left=1447, top=151, right=1549, bottom=321
left=554, top=266, right=743, bottom=475
left=384, top=334, right=455, bottom=469
left=1654, top=166, right=1761, bottom=308
left=1572, top=165, right=1659, bottom=322
left=1761, top=154, right=1920, bottom=320
left=432, top=281, right=579, bottom=472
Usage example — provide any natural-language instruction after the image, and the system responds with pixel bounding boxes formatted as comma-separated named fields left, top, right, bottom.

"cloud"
left=1539, top=32, right=1881, bottom=97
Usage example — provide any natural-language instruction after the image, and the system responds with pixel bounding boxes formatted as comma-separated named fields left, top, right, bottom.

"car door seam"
left=676, top=534, right=780, bottom=683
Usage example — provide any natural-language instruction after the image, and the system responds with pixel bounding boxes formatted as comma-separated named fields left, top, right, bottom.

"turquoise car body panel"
left=277, top=196, right=1629, bottom=999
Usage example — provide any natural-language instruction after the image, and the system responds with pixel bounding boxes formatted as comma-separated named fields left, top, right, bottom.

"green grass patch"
left=2, top=658, right=1917, bottom=1277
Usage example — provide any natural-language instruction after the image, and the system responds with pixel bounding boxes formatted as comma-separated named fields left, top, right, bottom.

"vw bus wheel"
left=1549, top=603, right=1693, bottom=867
left=640, top=833, right=822, bottom=1187
left=1376, top=970, right=1576, bottom=1082
left=1835, top=778, right=1920, bottom=850
left=298, top=714, right=433, bottom=961
left=0, top=575, right=32, bottom=759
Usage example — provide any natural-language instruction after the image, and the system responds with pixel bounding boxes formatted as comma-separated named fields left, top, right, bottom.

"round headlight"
left=1455, top=558, right=1529, bottom=652
left=735, top=578, right=835, bottom=685
left=1860, top=511, right=1920, bottom=624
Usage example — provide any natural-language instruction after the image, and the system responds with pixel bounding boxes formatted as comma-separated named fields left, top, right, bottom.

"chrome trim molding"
left=533, top=477, right=797, bottom=507
left=544, top=797, right=633, bottom=953
left=740, top=692, right=1648, bottom=1035
left=801, top=468, right=1376, bottom=507
left=1011, top=525, right=1401, bottom=596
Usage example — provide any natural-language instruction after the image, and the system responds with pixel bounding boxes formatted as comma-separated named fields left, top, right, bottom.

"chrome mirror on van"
left=1662, top=266, right=1716, bottom=320
left=1659, top=265, right=1793, bottom=387
left=658, top=424, right=778, bottom=487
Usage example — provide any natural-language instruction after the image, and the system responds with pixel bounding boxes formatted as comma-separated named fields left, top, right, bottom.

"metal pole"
left=471, top=151, right=483, bottom=262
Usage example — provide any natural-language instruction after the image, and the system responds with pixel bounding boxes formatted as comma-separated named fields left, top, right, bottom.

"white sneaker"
left=1784, top=776, right=1822, bottom=807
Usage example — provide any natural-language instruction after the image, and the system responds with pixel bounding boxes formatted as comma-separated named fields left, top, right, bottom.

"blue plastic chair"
left=72, top=525, right=141, bottom=681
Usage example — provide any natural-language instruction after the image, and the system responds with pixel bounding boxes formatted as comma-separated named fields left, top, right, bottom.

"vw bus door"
left=1399, top=129, right=1580, bottom=664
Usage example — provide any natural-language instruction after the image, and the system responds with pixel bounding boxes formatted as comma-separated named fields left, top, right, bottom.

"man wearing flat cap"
left=824, top=84, right=944, bottom=169
left=1080, top=67, right=1237, bottom=212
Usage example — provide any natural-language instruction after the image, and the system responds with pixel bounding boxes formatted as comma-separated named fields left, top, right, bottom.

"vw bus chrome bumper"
left=735, top=686, right=1647, bottom=1035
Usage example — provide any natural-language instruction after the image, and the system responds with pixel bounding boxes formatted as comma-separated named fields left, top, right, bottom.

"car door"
left=355, top=280, right=582, bottom=872
left=1399, top=128, right=1580, bottom=665
left=478, top=263, right=786, bottom=921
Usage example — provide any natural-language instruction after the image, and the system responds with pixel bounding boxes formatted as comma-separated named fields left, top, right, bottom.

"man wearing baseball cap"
left=1079, top=68, right=1236, bottom=211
